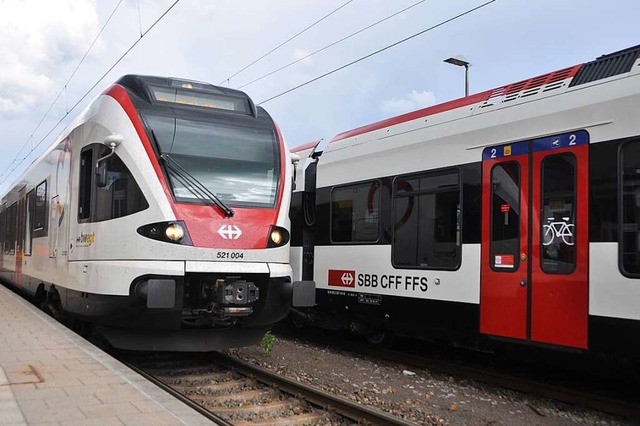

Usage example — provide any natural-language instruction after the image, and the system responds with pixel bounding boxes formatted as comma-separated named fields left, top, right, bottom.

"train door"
left=49, top=195, right=60, bottom=258
left=480, top=131, right=589, bottom=349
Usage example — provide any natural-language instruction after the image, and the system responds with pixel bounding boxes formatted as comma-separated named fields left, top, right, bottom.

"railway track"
left=272, top=326, right=640, bottom=422
left=122, top=351, right=416, bottom=425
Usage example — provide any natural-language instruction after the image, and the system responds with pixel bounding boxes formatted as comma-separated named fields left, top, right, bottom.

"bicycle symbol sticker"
left=542, top=217, right=574, bottom=246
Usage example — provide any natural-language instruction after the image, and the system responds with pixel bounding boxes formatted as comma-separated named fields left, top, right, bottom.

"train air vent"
left=478, top=65, right=580, bottom=109
left=569, top=44, right=640, bottom=87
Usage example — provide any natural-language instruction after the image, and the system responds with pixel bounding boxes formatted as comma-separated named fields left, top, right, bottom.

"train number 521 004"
left=216, top=251, right=244, bottom=259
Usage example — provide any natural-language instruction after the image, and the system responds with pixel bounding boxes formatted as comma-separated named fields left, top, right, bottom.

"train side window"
left=24, top=191, right=32, bottom=256
left=78, top=148, right=93, bottom=220
left=392, top=169, right=461, bottom=270
left=490, top=163, right=520, bottom=272
left=6, top=202, right=17, bottom=255
left=0, top=209, right=5, bottom=253
left=540, top=154, right=576, bottom=274
left=620, top=140, right=640, bottom=277
left=32, top=180, right=48, bottom=238
left=331, top=181, right=380, bottom=243
left=17, top=198, right=24, bottom=254
left=93, top=145, right=149, bottom=222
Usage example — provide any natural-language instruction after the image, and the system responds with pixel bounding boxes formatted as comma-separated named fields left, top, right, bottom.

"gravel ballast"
left=227, top=335, right=630, bottom=425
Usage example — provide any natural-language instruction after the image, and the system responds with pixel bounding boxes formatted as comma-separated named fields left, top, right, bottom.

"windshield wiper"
left=152, top=131, right=234, bottom=217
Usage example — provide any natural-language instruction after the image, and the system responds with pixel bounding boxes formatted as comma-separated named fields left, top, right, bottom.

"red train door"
left=480, top=131, right=589, bottom=349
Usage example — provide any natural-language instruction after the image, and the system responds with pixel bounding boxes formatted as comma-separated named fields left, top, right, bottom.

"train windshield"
left=143, top=113, right=280, bottom=207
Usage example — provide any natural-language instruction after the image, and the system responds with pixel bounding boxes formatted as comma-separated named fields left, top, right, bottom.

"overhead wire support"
left=239, top=0, right=426, bottom=90
left=220, top=0, right=356, bottom=85
left=0, top=0, right=181, bottom=184
left=258, top=0, right=496, bottom=105
left=136, top=0, right=144, bottom=37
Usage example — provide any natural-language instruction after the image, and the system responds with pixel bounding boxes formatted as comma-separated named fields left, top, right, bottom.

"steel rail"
left=121, top=359, right=233, bottom=426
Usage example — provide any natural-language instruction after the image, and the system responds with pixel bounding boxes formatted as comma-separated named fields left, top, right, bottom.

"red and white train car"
left=0, top=75, right=313, bottom=351
left=291, top=45, right=640, bottom=357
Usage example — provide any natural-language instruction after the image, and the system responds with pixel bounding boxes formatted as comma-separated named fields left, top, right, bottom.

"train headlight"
left=165, top=223, right=185, bottom=241
left=137, top=221, right=193, bottom=245
left=270, top=229, right=283, bottom=245
left=266, top=225, right=290, bottom=248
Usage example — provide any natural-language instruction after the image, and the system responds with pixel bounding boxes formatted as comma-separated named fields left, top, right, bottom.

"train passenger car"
left=290, top=45, right=640, bottom=357
left=0, top=75, right=314, bottom=351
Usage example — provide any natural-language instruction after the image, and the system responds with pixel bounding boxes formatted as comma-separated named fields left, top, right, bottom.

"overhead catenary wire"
left=0, top=0, right=181, bottom=185
left=219, top=0, right=356, bottom=85
left=0, top=0, right=125, bottom=182
left=239, top=0, right=426, bottom=90
left=258, top=0, right=496, bottom=105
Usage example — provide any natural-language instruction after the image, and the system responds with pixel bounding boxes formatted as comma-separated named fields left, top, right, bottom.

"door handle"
left=520, top=280, right=527, bottom=287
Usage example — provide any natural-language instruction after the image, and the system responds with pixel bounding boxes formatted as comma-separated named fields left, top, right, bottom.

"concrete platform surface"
left=0, top=284, right=213, bottom=425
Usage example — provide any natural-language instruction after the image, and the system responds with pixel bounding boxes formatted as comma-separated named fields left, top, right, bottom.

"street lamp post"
left=444, top=57, right=470, bottom=97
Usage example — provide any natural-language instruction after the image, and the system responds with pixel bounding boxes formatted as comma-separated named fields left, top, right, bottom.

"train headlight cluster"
left=137, top=221, right=193, bottom=245
left=267, top=225, right=290, bottom=248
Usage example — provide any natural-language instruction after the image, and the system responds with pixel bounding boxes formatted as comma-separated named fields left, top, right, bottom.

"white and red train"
left=290, top=44, right=640, bottom=357
left=0, top=75, right=314, bottom=351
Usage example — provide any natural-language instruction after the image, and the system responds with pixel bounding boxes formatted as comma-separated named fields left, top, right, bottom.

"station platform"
left=0, top=284, right=213, bottom=425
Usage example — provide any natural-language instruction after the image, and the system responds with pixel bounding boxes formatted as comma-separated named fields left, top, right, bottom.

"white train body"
left=0, top=75, right=314, bottom=351
left=291, top=45, right=640, bottom=356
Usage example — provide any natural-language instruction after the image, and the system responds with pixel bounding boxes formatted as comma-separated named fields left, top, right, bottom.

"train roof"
left=329, top=44, right=640, bottom=145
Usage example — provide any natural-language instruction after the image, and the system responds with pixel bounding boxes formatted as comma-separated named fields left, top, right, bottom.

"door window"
left=33, top=181, right=47, bottom=236
left=540, top=154, right=576, bottom=274
left=490, top=163, right=520, bottom=271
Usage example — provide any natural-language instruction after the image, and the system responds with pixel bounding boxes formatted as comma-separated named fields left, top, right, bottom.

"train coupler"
left=215, top=278, right=259, bottom=305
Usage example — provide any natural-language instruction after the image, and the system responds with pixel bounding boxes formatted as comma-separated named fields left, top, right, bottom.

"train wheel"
left=367, top=330, right=393, bottom=346
left=41, top=290, right=63, bottom=321
left=288, top=309, right=312, bottom=329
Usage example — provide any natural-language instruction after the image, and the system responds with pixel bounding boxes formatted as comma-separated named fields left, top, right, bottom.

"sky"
left=0, top=0, right=638, bottom=192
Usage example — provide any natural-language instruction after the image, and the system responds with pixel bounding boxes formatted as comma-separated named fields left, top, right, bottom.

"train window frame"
left=32, top=180, right=48, bottom=238
left=6, top=202, right=17, bottom=255
left=540, top=153, right=578, bottom=275
left=391, top=168, right=462, bottom=271
left=619, top=139, right=640, bottom=278
left=78, top=147, right=93, bottom=222
left=24, top=190, right=33, bottom=256
left=17, top=197, right=25, bottom=255
left=0, top=207, right=5, bottom=253
left=142, top=111, right=281, bottom=209
left=489, top=161, right=521, bottom=273
left=329, top=180, right=381, bottom=244
left=77, top=144, right=149, bottom=223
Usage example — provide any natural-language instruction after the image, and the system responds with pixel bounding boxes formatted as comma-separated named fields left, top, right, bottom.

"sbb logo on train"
left=328, top=270, right=428, bottom=292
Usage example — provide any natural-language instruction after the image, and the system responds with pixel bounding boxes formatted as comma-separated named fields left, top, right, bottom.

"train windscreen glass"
left=144, top=114, right=279, bottom=207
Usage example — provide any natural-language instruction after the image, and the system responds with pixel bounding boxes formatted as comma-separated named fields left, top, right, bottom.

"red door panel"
left=480, top=142, right=529, bottom=340
left=530, top=136, right=589, bottom=349
left=480, top=131, right=589, bottom=349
